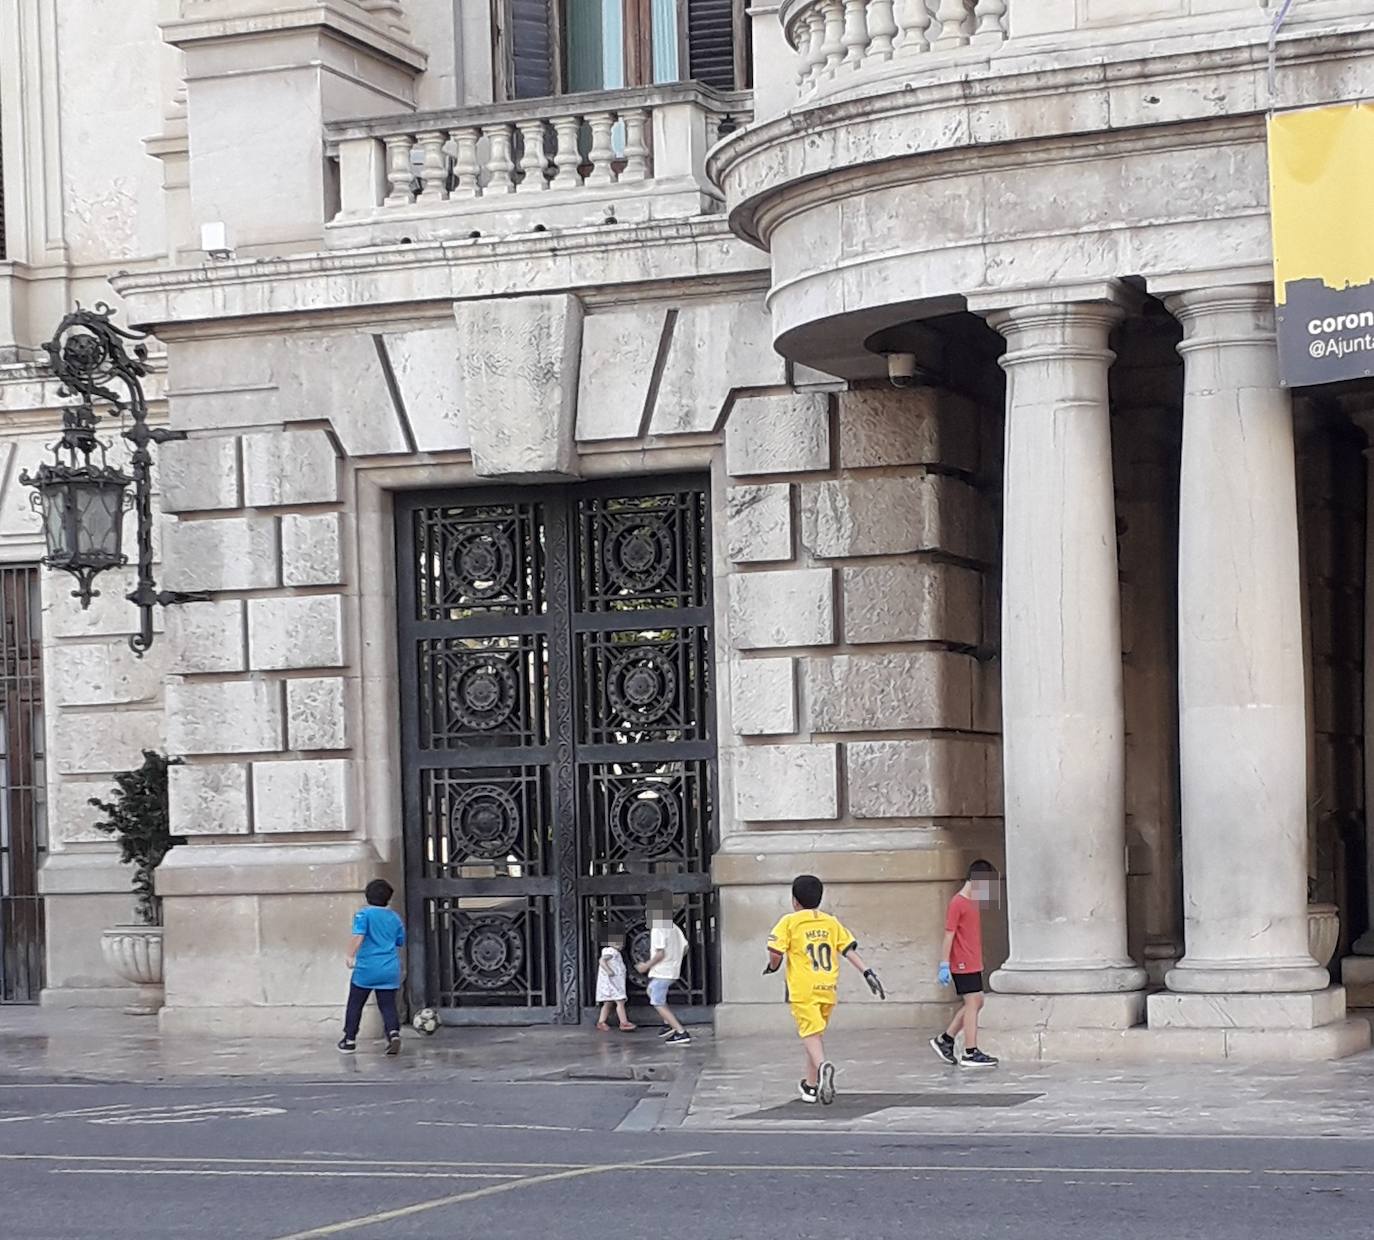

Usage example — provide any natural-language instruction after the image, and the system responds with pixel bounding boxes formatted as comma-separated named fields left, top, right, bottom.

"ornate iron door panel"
left=396, top=477, right=717, bottom=1024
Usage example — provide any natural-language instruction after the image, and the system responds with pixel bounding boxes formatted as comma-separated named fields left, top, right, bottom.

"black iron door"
left=396, top=476, right=717, bottom=1024
left=0, top=567, right=45, bottom=1004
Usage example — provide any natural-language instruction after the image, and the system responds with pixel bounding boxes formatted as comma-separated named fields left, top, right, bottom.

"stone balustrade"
left=325, top=83, right=751, bottom=247
left=781, top=0, right=1007, bottom=97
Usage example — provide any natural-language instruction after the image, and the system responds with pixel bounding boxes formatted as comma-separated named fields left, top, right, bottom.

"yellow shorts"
left=789, top=1000, right=834, bottom=1040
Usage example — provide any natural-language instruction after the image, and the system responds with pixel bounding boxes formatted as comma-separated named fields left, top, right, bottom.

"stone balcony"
left=325, top=83, right=752, bottom=248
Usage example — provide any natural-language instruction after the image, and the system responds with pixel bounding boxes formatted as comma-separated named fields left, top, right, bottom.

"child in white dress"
left=595, top=929, right=636, bottom=1032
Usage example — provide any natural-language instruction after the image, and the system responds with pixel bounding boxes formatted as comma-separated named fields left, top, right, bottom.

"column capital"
left=1164, top=283, right=1277, bottom=353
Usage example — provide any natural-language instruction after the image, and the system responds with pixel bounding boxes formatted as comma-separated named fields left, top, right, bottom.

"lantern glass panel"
left=41, top=484, right=74, bottom=562
left=73, top=477, right=126, bottom=564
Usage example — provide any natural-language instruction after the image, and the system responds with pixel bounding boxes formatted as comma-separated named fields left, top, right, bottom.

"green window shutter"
left=508, top=0, right=558, bottom=98
left=686, top=0, right=738, bottom=89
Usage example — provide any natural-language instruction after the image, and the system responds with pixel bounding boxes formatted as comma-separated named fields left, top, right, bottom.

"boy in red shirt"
left=930, top=859, right=999, bottom=1069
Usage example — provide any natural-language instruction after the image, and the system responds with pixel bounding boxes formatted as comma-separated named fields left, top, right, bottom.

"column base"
left=1341, top=955, right=1374, bottom=1007
left=1165, top=956, right=1329, bottom=994
left=990, top=961, right=1147, bottom=995
left=1148, top=985, right=1346, bottom=1030
left=982, top=991, right=1145, bottom=1031
left=983, top=1017, right=1370, bottom=1063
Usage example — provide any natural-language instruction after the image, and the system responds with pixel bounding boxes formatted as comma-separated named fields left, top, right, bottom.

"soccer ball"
left=412, top=1007, right=439, bottom=1035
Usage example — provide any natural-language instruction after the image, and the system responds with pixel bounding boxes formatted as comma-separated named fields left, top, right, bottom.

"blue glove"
left=937, top=962, right=952, bottom=986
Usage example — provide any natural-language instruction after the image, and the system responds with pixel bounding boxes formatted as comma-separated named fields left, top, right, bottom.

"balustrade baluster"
left=800, top=10, right=828, bottom=87
left=516, top=119, right=550, bottom=191
left=416, top=130, right=449, bottom=201
left=841, top=0, right=870, bottom=68
left=820, top=0, right=846, bottom=75
left=896, top=0, right=932, bottom=55
left=383, top=133, right=415, bottom=207
left=450, top=127, right=480, bottom=197
left=621, top=109, right=650, bottom=181
left=486, top=123, right=517, bottom=193
left=868, top=0, right=898, bottom=59
left=933, top=0, right=972, bottom=48
left=972, top=0, right=1006, bottom=43
left=585, top=111, right=617, bottom=187
left=550, top=115, right=584, bottom=189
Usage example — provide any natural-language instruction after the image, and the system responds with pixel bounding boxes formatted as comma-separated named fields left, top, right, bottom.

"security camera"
left=887, top=352, right=920, bottom=388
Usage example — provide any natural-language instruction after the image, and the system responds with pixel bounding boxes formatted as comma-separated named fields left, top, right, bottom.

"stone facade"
left=1, top=0, right=1373, bottom=1061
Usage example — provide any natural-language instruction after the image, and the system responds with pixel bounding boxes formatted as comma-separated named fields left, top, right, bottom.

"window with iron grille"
left=0, top=567, right=45, bottom=1004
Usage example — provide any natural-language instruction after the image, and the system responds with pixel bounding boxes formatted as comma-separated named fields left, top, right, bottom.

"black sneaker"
left=929, top=1035, right=957, bottom=1066
left=798, top=1080, right=819, bottom=1104
left=657, top=1025, right=676, bottom=1039
left=665, top=1030, right=692, bottom=1045
left=960, top=1047, right=998, bottom=1069
left=817, top=1061, right=836, bottom=1106
left=337, top=1038, right=357, bottom=1053
left=385, top=1032, right=402, bottom=1056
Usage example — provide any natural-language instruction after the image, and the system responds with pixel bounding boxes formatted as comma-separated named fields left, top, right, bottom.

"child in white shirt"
left=595, top=927, right=636, bottom=1032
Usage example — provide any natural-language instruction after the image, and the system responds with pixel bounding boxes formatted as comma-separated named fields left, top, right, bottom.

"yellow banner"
left=1269, top=102, right=1374, bottom=386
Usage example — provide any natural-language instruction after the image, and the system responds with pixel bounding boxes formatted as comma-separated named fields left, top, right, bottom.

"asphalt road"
left=1, top=1073, right=1371, bottom=1239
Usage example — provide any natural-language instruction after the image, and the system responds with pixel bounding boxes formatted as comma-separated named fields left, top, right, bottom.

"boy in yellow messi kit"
left=764, top=874, right=885, bottom=1105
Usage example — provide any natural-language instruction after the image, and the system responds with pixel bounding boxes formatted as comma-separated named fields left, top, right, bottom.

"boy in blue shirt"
left=338, top=879, right=407, bottom=1054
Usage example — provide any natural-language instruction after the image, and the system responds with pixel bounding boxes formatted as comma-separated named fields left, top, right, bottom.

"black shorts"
left=953, top=971, right=984, bottom=996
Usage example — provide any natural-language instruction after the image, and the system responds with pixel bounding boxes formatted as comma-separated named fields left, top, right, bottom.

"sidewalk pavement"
left=4, top=1005, right=1374, bottom=1139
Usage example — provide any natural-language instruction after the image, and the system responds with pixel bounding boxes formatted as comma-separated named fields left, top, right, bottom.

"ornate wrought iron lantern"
left=21, top=304, right=205, bottom=655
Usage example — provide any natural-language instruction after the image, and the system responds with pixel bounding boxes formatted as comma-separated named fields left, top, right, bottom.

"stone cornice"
left=711, top=19, right=1374, bottom=248
left=109, top=217, right=769, bottom=332
left=162, top=0, right=426, bottom=72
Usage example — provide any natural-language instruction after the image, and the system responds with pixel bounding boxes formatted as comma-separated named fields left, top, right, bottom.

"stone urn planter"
left=1307, top=902, right=1341, bottom=973
left=100, top=925, right=165, bottom=1015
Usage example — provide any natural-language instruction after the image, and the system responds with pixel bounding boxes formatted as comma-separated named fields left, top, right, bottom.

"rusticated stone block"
left=170, top=763, right=250, bottom=836
left=253, top=759, right=350, bottom=833
left=732, top=744, right=838, bottom=821
left=160, top=435, right=240, bottom=512
left=806, top=651, right=975, bottom=732
left=728, top=569, right=834, bottom=649
left=281, top=513, right=345, bottom=587
left=49, top=639, right=162, bottom=707
left=731, top=658, right=797, bottom=736
left=800, top=475, right=980, bottom=559
left=166, top=680, right=283, bottom=755
left=287, top=677, right=349, bottom=751
left=54, top=710, right=163, bottom=775
left=847, top=738, right=999, bottom=818
left=841, top=563, right=982, bottom=645
left=162, top=516, right=278, bottom=593
left=837, top=387, right=979, bottom=471
left=649, top=298, right=785, bottom=436
left=248, top=595, right=345, bottom=671
left=166, top=599, right=246, bottom=674
left=726, top=484, right=792, bottom=563
left=724, top=392, right=831, bottom=476
left=243, top=429, right=339, bottom=507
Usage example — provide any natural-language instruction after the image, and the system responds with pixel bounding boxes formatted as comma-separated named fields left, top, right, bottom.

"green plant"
left=89, top=750, right=186, bottom=926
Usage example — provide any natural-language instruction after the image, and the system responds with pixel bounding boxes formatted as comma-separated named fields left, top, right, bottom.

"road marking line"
left=51, top=1169, right=522, bottom=1181
left=6, top=1151, right=1367, bottom=1180
left=269, top=1152, right=708, bottom=1240
left=415, top=1120, right=596, bottom=1133
left=0, top=1154, right=585, bottom=1171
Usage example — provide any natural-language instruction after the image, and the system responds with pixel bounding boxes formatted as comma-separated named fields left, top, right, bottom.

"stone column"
left=1163, top=285, right=1328, bottom=997
left=976, top=287, right=1146, bottom=1002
